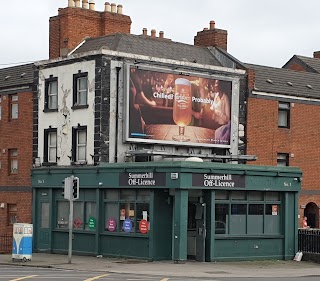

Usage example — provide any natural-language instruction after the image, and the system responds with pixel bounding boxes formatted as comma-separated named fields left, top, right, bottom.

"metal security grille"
left=0, top=234, right=13, bottom=254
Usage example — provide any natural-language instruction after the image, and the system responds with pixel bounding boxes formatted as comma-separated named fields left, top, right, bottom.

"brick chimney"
left=313, top=51, right=320, bottom=59
left=194, top=20, right=228, bottom=51
left=49, top=0, right=132, bottom=59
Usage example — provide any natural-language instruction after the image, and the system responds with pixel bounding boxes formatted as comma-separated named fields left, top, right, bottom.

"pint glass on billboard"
left=172, top=78, right=192, bottom=142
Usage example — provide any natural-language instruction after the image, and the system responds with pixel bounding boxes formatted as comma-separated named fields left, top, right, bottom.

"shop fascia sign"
left=192, top=173, right=245, bottom=188
left=119, top=172, right=166, bottom=186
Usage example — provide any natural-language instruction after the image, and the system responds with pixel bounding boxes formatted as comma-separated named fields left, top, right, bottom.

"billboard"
left=125, top=66, right=234, bottom=148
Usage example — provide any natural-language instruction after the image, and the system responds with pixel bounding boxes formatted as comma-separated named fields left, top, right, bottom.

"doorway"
left=187, top=191, right=206, bottom=261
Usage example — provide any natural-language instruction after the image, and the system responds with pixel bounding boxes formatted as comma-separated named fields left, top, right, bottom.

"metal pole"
left=202, top=203, right=206, bottom=262
left=68, top=198, right=73, bottom=264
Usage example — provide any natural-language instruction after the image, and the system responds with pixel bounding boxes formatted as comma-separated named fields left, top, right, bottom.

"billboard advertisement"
left=125, top=66, right=234, bottom=148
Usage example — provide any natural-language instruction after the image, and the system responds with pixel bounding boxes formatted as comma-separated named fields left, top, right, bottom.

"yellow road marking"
left=160, top=279, right=169, bottom=281
left=10, top=276, right=38, bottom=281
left=83, top=274, right=109, bottom=281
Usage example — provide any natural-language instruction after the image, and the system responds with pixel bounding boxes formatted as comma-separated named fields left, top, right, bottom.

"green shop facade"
left=32, top=161, right=301, bottom=262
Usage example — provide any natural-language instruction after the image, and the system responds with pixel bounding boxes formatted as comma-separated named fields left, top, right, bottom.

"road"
left=0, top=265, right=320, bottom=281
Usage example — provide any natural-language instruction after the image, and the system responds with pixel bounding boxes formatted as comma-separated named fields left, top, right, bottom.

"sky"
left=1, top=0, right=320, bottom=69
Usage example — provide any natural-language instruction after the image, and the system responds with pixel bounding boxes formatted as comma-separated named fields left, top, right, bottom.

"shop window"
left=278, top=102, right=290, bottom=128
left=7, top=204, right=17, bottom=225
left=10, top=94, right=18, bottom=119
left=73, top=72, right=88, bottom=108
left=216, top=190, right=228, bottom=200
left=215, top=191, right=282, bottom=235
left=44, top=128, right=57, bottom=164
left=104, top=189, right=150, bottom=234
left=44, top=77, right=58, bottom=111
left=85, top=202, right=97, bottom=230
left=8, top=149, right=18, bottom=174
left=72, top=126, right=87, bottom=163
left=277, top=153, right=289, bottom=166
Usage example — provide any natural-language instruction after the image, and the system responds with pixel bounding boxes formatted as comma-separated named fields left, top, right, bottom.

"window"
left=7, top=204, right=17, bottom=225
left=277, top=153, right=289, bottom=166
left=0, top=95, right=2, bottom=120
left=72, top=126, right=87, bottom=163
left=8, top=149, right=18, bottom=174
left=215, top=191, right=281, bottom=235
left=104, top=189, right=150, bottom=233
left=278, top=102, right=290, bottom=128
left=73, top=72, right=88, bottom=107
left=10, top=94, right=18, bottom=119
left=44, top=128, right=57, bottom=164
left=45, top=76, right=58, bottom=110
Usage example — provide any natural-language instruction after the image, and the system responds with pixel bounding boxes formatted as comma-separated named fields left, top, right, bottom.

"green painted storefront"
left=32, top=161, right=301, bottom=262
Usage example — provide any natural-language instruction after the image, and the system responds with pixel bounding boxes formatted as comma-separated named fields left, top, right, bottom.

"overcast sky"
left=1, top=0, right=320, bottom=69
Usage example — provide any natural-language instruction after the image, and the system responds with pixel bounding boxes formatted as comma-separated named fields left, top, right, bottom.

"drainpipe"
left=115, top=66, right=121, bottom=162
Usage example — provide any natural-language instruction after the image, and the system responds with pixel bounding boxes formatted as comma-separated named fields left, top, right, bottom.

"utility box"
left=12, top=223, right=33, bottom=261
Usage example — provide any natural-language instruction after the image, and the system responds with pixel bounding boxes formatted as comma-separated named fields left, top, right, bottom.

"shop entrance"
left=187, top=191, right=206, bottom=261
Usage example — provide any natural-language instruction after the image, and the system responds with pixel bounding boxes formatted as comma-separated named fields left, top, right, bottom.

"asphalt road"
left=1, top=265, right=320, bottom=281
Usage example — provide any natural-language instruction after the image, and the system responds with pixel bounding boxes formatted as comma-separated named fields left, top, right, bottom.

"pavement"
left=0, top=253, right=320, bottom=278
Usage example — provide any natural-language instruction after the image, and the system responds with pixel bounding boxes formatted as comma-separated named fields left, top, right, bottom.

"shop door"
left=37, top=201, right=50, bottom=251
left=195, top=203, right=206, bottom=262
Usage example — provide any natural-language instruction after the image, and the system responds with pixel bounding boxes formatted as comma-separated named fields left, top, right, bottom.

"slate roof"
left=72, top=33, right=222, bottom=66
left=0, top=63, right=34, bottom=90
left=245, top=63, right=320, bottom=99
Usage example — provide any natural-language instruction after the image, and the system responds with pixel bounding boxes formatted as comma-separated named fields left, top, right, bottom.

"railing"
left=298, top=228, right=320, bottom=254
left=0, top=234, right=12, bottom=254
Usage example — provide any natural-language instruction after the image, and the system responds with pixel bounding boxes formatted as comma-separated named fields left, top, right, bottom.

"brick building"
left=0, top=64, right=34, bottom=235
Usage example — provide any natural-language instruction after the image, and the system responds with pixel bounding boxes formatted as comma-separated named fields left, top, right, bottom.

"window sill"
left=43, top=108, right=58, bottom=113
left=71, top=161, right=87, bottom=166
left=72, top=104, right=89, bottom=110
left=42, top=162, right=57, bottom=167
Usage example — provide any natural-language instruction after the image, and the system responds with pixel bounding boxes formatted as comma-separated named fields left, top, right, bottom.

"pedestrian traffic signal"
left=72, top=177, right=79, bottom=200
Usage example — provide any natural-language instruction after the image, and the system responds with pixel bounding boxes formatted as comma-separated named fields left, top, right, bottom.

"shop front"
left=32, top=161, right=301, bottom=261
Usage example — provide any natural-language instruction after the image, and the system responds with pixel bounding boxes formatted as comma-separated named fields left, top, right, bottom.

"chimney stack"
left=104, top=2, right=111, bottom=12
left=314, top=51, right=320, bottom=59
left=151, top=29, right=156, bottom=37
left=194, top=20, right=228, bottom=51
left=111, top=3, right=116, bottom=13
left=50, top=1, right=132, bottom=59
left=159, top=31, right=164, bottom=38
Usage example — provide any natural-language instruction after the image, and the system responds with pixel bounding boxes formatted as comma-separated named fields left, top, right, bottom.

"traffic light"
left=62, top=180, right=65, bottom=197
left=63, top=177, right=72, bottom=200
left=72, top=177, right=80, bottom=200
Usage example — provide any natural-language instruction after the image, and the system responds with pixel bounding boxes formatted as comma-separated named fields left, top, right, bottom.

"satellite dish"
left=185, top=157, right=203, bottom=162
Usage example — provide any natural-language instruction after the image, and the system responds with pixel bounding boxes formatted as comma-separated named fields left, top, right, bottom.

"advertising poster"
left=126, top=67, right=233, bottom=147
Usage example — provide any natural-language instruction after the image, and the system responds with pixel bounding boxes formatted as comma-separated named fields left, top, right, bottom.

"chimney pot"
left=68, top=0, right=74, bottom=7
left=82, top=0, right=89, bottom=9
left=89, top=0, right=95, bottom=10
left=159, top=31, right=164, bottom=38
left=111, top=3, right=116, bottom=13
left=117, top=4, right=123, bottom=14
left=151, top=29, right=156, bottom=37
left=210, top=20, right=215, bottom=30
left=203, top=27, right=208, bottom=31
left=74, top=0, right=81, bottom=7
left=142, top=28, right=148, bottom=36
left=104, top=2, right=111, bottom=12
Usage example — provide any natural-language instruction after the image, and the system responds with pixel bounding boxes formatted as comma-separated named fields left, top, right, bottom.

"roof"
left=292, top=55, right=320, bottom=73
left=0, top=63, right=34, bottom=90
left=245, top=63, right=320, bottom=99
left=72, top=33, right=222, bottom=66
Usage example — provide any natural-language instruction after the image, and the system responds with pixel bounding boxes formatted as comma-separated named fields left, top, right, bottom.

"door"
left=37, top=201, right=50, bottom=251
left=195, top=203, right=206, bottom=262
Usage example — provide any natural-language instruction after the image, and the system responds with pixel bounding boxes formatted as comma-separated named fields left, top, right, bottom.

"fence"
left=298, top=228, right=320, bottom=254
left=0, top=234, right=12, bottom=254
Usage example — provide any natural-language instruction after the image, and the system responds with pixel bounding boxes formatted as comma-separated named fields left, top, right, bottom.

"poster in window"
left=272, top=205, right=278, bottom=216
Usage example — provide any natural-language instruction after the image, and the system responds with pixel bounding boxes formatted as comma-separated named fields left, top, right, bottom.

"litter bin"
left=12, top=223, right=33, bottom=262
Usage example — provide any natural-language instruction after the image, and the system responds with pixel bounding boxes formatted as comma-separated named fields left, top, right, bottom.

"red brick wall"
left=284, top=62, right=307, bottom=72
left=49, top=7, right=131, bottom=59
left=247, top=97, right=320, bottom=193
left=0, top=92, right=33, bottom=234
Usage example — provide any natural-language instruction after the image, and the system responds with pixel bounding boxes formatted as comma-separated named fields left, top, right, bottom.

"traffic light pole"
left=68, top=198, right=74, bottom=264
